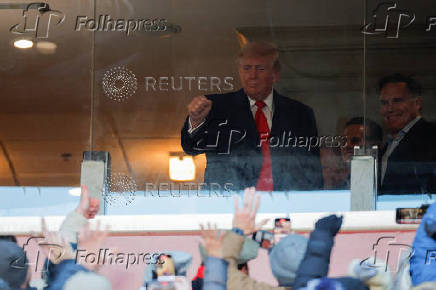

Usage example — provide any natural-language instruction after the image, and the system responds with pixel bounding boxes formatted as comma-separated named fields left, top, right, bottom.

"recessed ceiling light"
left=13, top=39, right=33, bottom=49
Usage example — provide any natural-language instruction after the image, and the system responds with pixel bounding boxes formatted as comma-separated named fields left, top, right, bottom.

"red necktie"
left=254, top=101, right=273, bottom=191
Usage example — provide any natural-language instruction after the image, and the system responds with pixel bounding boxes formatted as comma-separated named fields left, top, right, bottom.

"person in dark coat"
left=293, top=215, right=369, bottom=290
left=181, top=42, right=323, bottom=191
left=378, top=74, right=436, bottom=195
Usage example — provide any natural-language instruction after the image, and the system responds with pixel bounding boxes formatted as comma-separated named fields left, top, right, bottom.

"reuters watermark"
left=144, top=182, right=235, bottom=197
left=144, top=76, right=234, bottom=92
left=102, top=66, right=234, bottom=102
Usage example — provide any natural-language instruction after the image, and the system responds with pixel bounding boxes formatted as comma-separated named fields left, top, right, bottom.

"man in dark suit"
left=379, top=74, right=436, bottom=195
left=181, top=42, right=323, bottom=191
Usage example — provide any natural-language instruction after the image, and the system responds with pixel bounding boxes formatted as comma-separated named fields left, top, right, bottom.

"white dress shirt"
left=248, top=90, right=274, bottom=130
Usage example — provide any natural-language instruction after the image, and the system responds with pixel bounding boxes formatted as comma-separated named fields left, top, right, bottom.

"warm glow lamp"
left=169, top=153, right=195, bottom=181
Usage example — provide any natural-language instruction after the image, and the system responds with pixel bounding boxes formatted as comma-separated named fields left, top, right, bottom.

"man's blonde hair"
left=238, top=42, right=280, bottom=72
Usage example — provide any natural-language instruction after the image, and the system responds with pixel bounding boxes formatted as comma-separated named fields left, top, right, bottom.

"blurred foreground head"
left=63, top=272, right=112, bottom=290
left=0, top=241, right=28, bottom=289
left=269, top=234, right=308, bottom=286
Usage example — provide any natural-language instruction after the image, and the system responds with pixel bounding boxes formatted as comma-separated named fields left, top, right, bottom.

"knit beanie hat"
left=63, top=271, right=112, bottom=290
left=269, top=234, right=308, bottom=286
left=0, top=241, right=28, bottom=289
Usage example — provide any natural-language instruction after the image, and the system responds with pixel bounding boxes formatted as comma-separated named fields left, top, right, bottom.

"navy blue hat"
left=0, top=241, right=28, bottom=289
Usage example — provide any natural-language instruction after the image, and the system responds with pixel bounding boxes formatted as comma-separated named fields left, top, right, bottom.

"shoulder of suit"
left=412, top=119, right=436, bottom=133
left=419, top=119, right=436, bottom=129
left=408, top=118, right=436, bottom=143
left=274, top=92, right=314, bottom=113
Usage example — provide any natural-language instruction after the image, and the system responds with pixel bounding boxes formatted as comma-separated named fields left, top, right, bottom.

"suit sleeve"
left=180, top=95, right=217, bottom=156
left=293, top=229, right=335, bottom=288
left=181, top=116, right=209, bottom=155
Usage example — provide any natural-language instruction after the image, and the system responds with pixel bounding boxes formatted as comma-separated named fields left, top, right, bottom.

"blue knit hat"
left=0, top=241, right=28, bottom=289
left=269, top=234, right=308, bottom=286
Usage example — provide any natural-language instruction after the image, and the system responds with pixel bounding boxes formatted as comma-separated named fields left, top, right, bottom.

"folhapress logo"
left=360, top=236, right=413, bottom=272
left=9, top=3, right=65, bottom=39
left=361, top=2, right=415, bottom=38
left=75, top=15, right=167, bottom=36
left=361, top=2, right=436, bottom=38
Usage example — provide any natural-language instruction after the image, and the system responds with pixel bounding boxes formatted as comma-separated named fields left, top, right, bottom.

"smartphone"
left=252, top=230, right=274, bottom=249
left=274, top=218, right=291, bottom=243
left=274, top=218, right=291, bottom=233
left=396, top=205, right=429, bottom=224
left=145, top=276, right=190, bottom=290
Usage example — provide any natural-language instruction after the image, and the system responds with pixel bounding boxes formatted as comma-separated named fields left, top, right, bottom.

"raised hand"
left=76, top=185, right=100, bottom=219
left=314, top=214, right=343, bottom=236
left=233, top=187, right=268, bottom=235
left=77, top=220, right=109, bottom=271
left=188, top=95, right=212, bottom=128
left=200, top=223, right=225, bottom=258
left=39, top=218, right=74, bottom=264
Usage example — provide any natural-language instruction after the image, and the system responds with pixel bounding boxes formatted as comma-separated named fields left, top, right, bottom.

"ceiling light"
left=68, top=187, right=81, bottom=196
left=169, top=153, right=195, bottom=181
left=13, top=39, right=33, bottom=49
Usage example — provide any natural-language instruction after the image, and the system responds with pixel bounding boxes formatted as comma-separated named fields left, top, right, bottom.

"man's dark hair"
left=0, top=235, right=17, bottom=243
left=345, top=117, right=383, bottom=142
left=377, top=73, right=422, bottom=97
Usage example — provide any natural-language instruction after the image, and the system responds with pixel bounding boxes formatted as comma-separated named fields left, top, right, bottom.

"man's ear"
left=272, top=70, right=280, bottom=84
left=415, top=96, right=423, bottom=112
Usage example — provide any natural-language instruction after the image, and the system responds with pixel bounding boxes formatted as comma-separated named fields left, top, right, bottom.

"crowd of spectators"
left=0, top=186, right=435, bottom=290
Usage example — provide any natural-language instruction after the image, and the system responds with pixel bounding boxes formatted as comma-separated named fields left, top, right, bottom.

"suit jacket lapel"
left=235, top=89, right=259, bottom=145
left=270, top=90, right=281, bottom=137
left=388, top=118, right=424, bottom=161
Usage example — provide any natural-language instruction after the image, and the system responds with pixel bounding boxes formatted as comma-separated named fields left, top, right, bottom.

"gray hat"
left=199, top=236, right=259, bottom=264
left=0, top=241, right=28, bottom=289
left=269, top=234, right=308, bottom=286
left=64, top=272, right=112, bottom=290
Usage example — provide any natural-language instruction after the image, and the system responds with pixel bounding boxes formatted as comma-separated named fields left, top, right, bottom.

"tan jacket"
left=222, top=231, right=290, bottom=290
